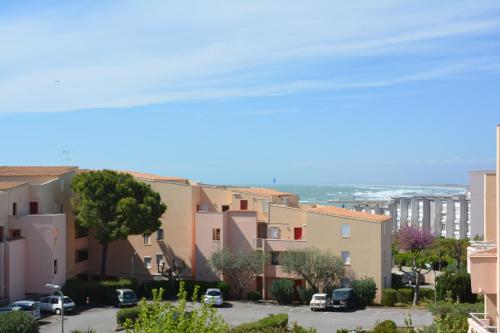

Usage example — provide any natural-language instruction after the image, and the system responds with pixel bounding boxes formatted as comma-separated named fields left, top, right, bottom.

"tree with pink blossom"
left=396, top=225, right=434, bottom=305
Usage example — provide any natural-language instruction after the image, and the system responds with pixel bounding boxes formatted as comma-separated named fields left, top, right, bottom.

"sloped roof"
left=0, top=166, right=77, bottom=177
left=232, top=187, right=293, bottom=197
left=306, top=205, right=391, bottom=223
left=120, top=170, right=189, bottom=184
left=0, top=182, right=27, bottom=190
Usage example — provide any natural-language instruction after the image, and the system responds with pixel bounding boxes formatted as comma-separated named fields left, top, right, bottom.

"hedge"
left=137, top=280, right=229, bottom=300
left=397, top=288, right=413, bottom=304
left=116, top=306, right=141, bottom=326
left=352, top=277, right=377, bottom=307
left=63, top=278, right=137, bottom=305
left=436, top=271, right=476, bottom=303
left=297, top=287, right=316, bottom=305
left=0, top=311, right=39, bottom=333
left=246, top=290, right=262, bottom=301
left=229, top=313, right=288, bottom=333
left=381, top=288, right=397, bottom=306
left=271, top=280, right=294, bottom=305
left=419, top=288, right=435, bottom=302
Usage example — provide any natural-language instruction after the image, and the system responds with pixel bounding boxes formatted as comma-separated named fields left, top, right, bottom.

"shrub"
left=428, top=301, right=483, bottom=333
left=297, top=287, right=316, bottom=305
left=138, top=280, right=230, bottom=300
left=229, top=313, right=288, bottom=333
left=391, top=273, right=404, bottom=289
left=271, top=280, right=294, bottom=305
left=372, top=320, right=397, bottom=333
left=247, top=290, right=262, bottom=301
left=381, top=288, right=397, bottom=307
left=0, top=311, right=39, bottom=333
left=397, top=288, right=413, bottom=304
left=116, top=306, right=141, bottom=326
left=436, top=271, right=476, bottom=303
left=419, top=288, right=435, bottom=302
left=351, top=277, right=377, bottom=307
left=63, top=278, right=137, bottom=305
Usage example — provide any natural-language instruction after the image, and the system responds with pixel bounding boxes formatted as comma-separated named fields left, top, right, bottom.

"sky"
left=1, top=0, right=500, bottom=185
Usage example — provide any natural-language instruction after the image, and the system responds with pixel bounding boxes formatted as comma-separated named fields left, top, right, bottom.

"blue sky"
left=1, top=1, right=500, bottom=185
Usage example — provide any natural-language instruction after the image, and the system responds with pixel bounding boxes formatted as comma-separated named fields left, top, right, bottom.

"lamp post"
left=45, top=283, right=64, bottom=333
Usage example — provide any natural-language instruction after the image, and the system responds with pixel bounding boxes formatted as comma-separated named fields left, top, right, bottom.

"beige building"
left=93, top=171, right=392, bottom=302
left=468, top=125, right=500, bottom=333
left=0, top=166, right=86, bottom=301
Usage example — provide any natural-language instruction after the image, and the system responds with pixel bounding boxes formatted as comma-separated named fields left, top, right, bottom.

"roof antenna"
left=62, top=150, right=72, bottom=167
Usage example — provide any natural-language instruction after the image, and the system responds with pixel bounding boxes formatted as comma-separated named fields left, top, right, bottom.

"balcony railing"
left=468, top=313, right=497, bottom=333
left=253, top=238, right=264, bottom=250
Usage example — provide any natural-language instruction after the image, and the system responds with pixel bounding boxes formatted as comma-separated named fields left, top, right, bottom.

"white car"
left=310, top=293, right=328, bottom=311
left=38, top=296, right=76, bottom=315
left=0, top=301, right=42, bottom=319
left=203, top=288, right=223, bottom=306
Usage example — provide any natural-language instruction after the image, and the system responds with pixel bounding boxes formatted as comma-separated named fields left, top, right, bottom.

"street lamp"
left=425, top=263, right=437, bottom=303
left=45, top=283, right=64, bottom=333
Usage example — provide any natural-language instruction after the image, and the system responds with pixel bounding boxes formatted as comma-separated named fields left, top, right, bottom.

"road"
left=39, top=302, right=433, bottom=333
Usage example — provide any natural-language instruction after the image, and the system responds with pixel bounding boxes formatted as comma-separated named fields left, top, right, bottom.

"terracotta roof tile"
left=120, top=170, right=188, bottom=184
left=306, top=205, right=391, bottom=223
left=0, top=166, right=77, bottom=177
left=0, top=182, right=27, bottom=190
left=233, top=187, right=293, bottom=197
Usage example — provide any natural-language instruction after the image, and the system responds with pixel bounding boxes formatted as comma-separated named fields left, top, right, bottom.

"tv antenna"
left=62, top=150, right=72, bottom=166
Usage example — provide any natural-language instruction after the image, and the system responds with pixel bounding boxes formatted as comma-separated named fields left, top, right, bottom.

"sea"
left=253, top=184, right=468, bottom=206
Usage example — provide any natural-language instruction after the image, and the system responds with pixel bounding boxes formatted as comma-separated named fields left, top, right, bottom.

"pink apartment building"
left=468, top=125, right=500, bottom=333
left=0, top=166, right=87, bottom=302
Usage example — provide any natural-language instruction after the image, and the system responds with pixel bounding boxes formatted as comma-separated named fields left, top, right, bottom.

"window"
left=269, top=227, right=280, bottom=239
left=240, top=200, right=248, bottom=210
left=144, top=257, right=152, bottom=269
left=222, top=205, right=230, bottom=212
left=12, top=202, right=17, bottom=216
left=212, top=228, right=221, bottom=241
left=144, top=234, right=151, bottom=245
left=341, top=251, right=350, bottom=265
left=156, top=254, right=164, bottom=266
left=341, top=224, right=350, bottom=238
left=271, top=252, right=280, bottom=265
left=261, top=200, right=270, bottom=213
left=157, top=228, right=164, bottom=241
left=282, top=196, right=289, bottom=205
left=75, top=249, right=88, bottom=263
left=54, top=259, right=58, bottom=274
left=29, top=202, right=38, bottom=215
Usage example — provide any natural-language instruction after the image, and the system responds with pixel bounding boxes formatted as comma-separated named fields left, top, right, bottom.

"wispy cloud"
left=1, top=0, right=500, bottom=113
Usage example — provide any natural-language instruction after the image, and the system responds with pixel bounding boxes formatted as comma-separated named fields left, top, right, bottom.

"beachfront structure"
left=88, top=171, right=392, bottom=302
left=0, top=166, right=86, bottom=301
left=388, top=194, right=471, bottom=239
left=467, top=125, right=500, bottom=333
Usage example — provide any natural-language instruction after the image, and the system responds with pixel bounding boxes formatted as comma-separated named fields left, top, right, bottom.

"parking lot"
left=39, top=301, right=433, bottom=333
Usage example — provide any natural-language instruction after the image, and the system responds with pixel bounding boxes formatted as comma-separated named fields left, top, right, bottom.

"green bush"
left=63, top=278, right=137, bottom=305
left=297, top=287, right=316, bottom=305
left=138, top=280, right=230, bottom=300
left=372, top=320, right=397, bottom=333
left=391, top=273, right=404, bottom=289
left=381, top=288, right=397, bottom=307
left=419, top=288, right=435, bottom=302
left=397, top=288, right=413, bottom=304
left=247, top=290, right=262, bottom=301
left=0, top=311, right=39, bottom=333
left=116, top=306, right=141, bottom=326
left=229, top=313, right=288, bottom=333
left=428, top=301, right=483, bottom=333
left=352, top=277, right=377, bottom=307
left=271, top=280, right=294, bottom=305
left=436, top=271, right=476, bottom=303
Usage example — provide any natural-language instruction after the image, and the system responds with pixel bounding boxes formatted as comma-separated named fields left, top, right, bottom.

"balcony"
left=468, top=241, right=497, bottom=294
left=468, top=313, right=497, bottom=333
left=265, top=239, right=307, bottom=252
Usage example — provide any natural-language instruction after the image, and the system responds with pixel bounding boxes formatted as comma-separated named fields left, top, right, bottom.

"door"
left=240, top=200, right=248, bottom=210
left=29, top=201, right=38, bottom=215
left=294, top=227, right=302, bottom=240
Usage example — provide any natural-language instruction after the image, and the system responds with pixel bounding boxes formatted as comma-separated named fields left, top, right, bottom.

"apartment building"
left=467, top=125, right=500, bottom=333
left=0, top=166, right=86, bottom=301
left=469, top=170, right=495, bottom=239
left=91, top=171, right=392, bottom=302
left=388, top=194, right=471, bottom=239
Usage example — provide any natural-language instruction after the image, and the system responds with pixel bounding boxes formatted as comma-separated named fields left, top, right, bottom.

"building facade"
left=0, top=166, right=86, bottom=301
left=467, top=125, right=500, bottom=333
left=89, top=172, right=392, bottom=302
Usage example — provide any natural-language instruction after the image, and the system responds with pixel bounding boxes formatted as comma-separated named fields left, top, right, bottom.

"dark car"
left=331, top=288, right=355, bottom=310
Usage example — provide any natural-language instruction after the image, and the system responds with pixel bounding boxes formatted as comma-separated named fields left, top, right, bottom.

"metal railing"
left=468, top=313, right=497, bottom=333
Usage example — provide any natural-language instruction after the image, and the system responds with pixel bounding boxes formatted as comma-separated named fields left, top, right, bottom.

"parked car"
left=38, top=295, right=76, bottom=315
left=203, top=288, right=223, bottom=306
left=0, top=301, right=41, bottom=319
left=113, top=289, right=138, bottom=307
left=309, top=293, right=329, bottom=311
left=331, top=288, right=355, bottom=310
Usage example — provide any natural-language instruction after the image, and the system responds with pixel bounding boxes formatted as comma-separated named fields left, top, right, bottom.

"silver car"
left=203, top=288, right=223, bottom=307
left=115, top=289, right=138, bottom=307
left=38, top=296, right=76, bottom=315
left=0, top=301, right=42, bottom=319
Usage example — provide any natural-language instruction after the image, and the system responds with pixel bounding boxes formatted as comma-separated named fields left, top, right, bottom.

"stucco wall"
left=484, top=173, right=497, bottom=242
left=268, top=205, right=306, bottom=240
left=194, top=212, right=225, bottom=281
left=5, top=238, right=26, bottom=300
